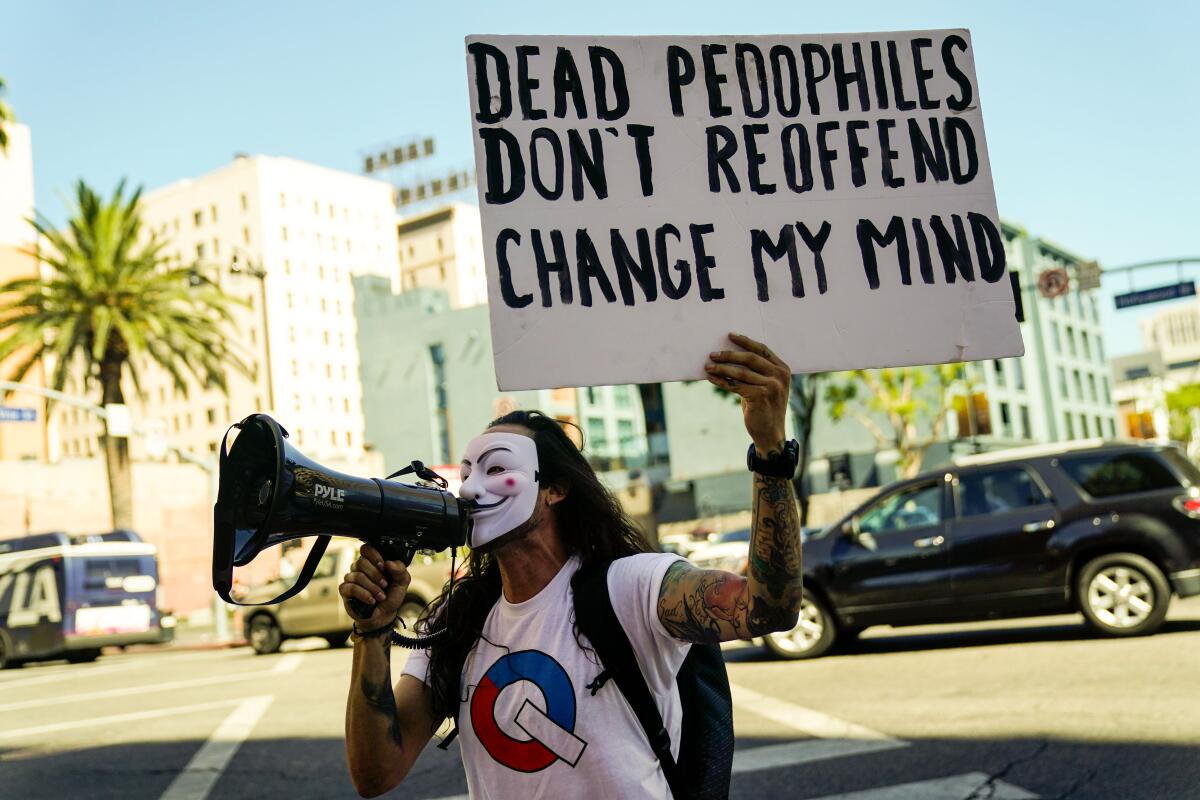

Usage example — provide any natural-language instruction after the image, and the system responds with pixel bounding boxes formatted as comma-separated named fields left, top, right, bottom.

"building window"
left=210, top=204, right=218, bottom=223
left=618, top=419, right=635, bottom=454
left=196, top=242, right=206, bottom=259
left=1096, top=336, right=1105, bottom=361
left=1080, top=414, right=1089, bottom=437
left=1102, top=376, right=1111, bottom=404
left=1058, top=367, right=1068, bottom=398
left=280, top=192, right=287, bottom=208
left=586, top=417, right=607, bottom=450
left=586, top=387, right=598, bottom=405
left=999, top=402, right=1012, bottom=438
left=1095, top=415, right=1104, bottom=438
left=206, top=408, right=216, bottom=424
left=345, top=431, right=353, bottom=447
left=1013, top=358, right=1026, bottom=391
left=212, top=237, right=220, bottom=256
left=1107, top=418, right=1116, bottom=437
left=193, top=210, right=203, bottom=227
left=1019, top=405, right=1032, bottom=439
left=291, top=360, right=298, bottom=377
left=1073, top=370, right=1083, bottom=400
left=1064, top=413, right=1075, bottom=439
left=281, top=226, right=288, bottom=242
left=1050, top=322, right=1061, bottom=353
left=993, top=359, right=1005, bottom=387
left=325, top=363, right=333, bottom=378
left=1087, top=373, right=1098, bottom=402
left=428, top=343, right=451, bottom=463
left=323, top=331, right=330, bottom=345
left=284, top=259, right=291, bottom=276
left=1066, top=325, right=1077, bottom=357
left=343, top=398, right=350, bottom=413
left=240, top=193, right=248, bottom=211
left=1081, top=331, right=1092, bottom=360
left=243, top=226, right=251, bottom=245
left=286, top=293, right=293, bottom=309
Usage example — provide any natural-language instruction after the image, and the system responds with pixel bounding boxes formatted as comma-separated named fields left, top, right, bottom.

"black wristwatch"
left=747, top=439, right=800, bottom=478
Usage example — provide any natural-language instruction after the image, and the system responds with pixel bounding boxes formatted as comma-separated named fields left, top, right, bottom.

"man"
left=341, top=333, right=803, bottom=798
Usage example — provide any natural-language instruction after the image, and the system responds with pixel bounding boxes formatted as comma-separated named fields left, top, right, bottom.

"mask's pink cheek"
left=505, top=478, right=515, bottom=487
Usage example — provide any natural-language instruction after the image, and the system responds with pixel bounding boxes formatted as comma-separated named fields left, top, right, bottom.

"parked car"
left=241, top=541, right=453, bottom=655
left=758, top=440, right=1200, bottom=659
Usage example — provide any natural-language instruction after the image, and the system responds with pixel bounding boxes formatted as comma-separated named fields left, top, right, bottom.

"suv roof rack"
left=952, top=438, right=1152, bottom=467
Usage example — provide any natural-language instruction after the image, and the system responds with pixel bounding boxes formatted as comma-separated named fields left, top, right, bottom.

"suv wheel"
left=1077, top=552, right=1170, bottom=637
left=762, top=593, right=837, bottom=660
left=249, top=614, right=283, bottom=655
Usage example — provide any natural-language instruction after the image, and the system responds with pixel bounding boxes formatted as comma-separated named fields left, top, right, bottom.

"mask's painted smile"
left=459, top=432, right=540, bottom=548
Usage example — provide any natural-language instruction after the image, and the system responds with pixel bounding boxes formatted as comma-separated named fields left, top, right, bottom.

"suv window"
left=859, top=482, right=942, bottom=533
left=957, top=467, right=1048, bottom=517
left=1059, top=451, right=1181, bottom=498
left=313, top=551, right=339, bottom=579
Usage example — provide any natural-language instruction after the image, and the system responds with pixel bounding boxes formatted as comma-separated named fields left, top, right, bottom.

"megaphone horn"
left=212, top=414, right=469, bottom=644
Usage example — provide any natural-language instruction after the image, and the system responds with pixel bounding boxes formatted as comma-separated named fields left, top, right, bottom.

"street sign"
left=1114, top=281, right=1197, bottom=309
left=0, top=406, right=36, bottom=423
left=104, top=403, right=132, bottom=437
left=1075, top=260, right=1102, bottom=291
left=1038, top=268, right=1070, bottom=299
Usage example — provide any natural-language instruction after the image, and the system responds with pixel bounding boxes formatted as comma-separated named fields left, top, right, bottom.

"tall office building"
left=0, top=122, right=48, bottom=462
left=52, top=155, right=399, bottom=465
left=395, top=202, right=488, bottom=309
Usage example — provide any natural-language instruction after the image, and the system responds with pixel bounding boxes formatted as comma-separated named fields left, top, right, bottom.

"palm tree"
left=0, top=76, right=14, bottom=153
left=0, top=180, right=248, bottom=529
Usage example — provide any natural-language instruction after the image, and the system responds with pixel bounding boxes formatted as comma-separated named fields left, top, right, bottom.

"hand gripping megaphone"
left=212, top=413, right=468, bottom=646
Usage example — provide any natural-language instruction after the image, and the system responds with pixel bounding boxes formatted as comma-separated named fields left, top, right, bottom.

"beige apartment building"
left=53, top=154, right=400, bottom=466
left=0, top=121, right=47, bottom=463
left=396, top=202, right=488, bottom=309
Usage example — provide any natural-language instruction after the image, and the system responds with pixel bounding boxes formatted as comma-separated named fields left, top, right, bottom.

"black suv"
left=764, top=441, right=1200, bottom=659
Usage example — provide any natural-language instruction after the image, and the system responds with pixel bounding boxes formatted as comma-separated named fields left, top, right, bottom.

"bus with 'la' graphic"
left=0, top=530, right=170, bottom=668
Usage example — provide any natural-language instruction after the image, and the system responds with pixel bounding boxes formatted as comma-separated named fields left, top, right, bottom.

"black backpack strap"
left=573, top=561, right=688, bottom=800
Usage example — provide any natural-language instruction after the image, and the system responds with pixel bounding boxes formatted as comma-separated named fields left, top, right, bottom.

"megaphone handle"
left=347, top=539, right=416, bottom=621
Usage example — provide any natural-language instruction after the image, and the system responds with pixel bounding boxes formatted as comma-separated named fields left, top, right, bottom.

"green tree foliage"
left=0, top=76, right=14, bottom=153
left=825, top=365, right=966, bottom=479
left=0, top=180, right=248, bottom=528
left=1166, top=383, right=1200, bottom=444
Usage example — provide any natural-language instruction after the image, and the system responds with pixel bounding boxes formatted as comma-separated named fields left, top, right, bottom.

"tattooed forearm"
left=359, top=672, right=404, bottom=748
left=655, top=461, right=802, bottom=643
left=745, top=472, right=803, bottom=636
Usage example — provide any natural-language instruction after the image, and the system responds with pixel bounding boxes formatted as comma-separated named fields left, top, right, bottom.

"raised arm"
left=656, top=334, right=803, bottom=643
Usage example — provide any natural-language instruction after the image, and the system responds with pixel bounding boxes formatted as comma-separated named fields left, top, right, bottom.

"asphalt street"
left=2, top=597, right=1198, bottom=800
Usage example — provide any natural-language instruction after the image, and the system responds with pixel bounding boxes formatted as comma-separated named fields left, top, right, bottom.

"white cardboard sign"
left=465, top=31, right=1024, bottom=391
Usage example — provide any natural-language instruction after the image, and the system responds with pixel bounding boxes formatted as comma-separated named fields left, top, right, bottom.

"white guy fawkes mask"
left=459, top=431, right=540, bottom=549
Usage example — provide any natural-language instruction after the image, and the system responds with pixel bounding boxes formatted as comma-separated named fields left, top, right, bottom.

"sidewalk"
left=120, top=616, right=247, bottom=654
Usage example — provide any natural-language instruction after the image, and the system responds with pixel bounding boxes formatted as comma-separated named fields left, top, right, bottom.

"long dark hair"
left=419, top=409, right=652, bottom=724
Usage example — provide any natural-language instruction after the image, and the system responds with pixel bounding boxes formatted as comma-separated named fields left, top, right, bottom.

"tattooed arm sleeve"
left=344, top=634, right=437, bottom=795
left=657, top=470, right=803, bottom=643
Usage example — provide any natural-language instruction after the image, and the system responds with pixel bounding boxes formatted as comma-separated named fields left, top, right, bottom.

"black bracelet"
left=351, top=617, right=398, bottom=642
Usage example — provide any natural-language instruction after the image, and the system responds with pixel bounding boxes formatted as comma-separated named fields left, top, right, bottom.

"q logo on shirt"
left=470, top=650, right=589, bottom=772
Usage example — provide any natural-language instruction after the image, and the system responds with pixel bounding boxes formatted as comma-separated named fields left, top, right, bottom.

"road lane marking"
left=729, top=683, right=903, bottom=742
left=0, top=697, right=249, bottom=741
left=811, top=771, right=1038, bottom=799
left=0, top=667, right=289, bottom=713
left=732, top=738, right=907, bottom=775
left=0, top=652, right=216, bottom=691
left=271, top=653, right=304, bottom=674
left=158, top=695, right=274, bottom=800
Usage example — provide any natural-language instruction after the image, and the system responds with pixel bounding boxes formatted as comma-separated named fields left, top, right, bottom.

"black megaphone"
left=212, top=414, right=468, bottom=637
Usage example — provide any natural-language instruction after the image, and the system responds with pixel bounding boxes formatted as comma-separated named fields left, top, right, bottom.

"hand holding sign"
left=706, top=333, right=789, bottom=453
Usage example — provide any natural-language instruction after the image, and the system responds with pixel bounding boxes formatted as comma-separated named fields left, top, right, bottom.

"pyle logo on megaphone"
left=313, top=482, right=346, bottom=508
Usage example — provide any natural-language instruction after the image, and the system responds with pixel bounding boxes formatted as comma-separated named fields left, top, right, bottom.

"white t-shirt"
left=402, top=552, right=689, bottom=800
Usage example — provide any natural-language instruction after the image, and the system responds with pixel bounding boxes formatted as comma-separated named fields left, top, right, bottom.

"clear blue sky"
left=6, top=1, right=1197, bottom=356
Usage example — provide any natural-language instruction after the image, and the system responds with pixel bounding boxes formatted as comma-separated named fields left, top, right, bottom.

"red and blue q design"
left=470, top=650, right=577, bottom=772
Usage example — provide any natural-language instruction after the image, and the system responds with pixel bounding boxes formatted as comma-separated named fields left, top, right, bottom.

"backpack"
left=572, top=558, right=735, bottom=800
